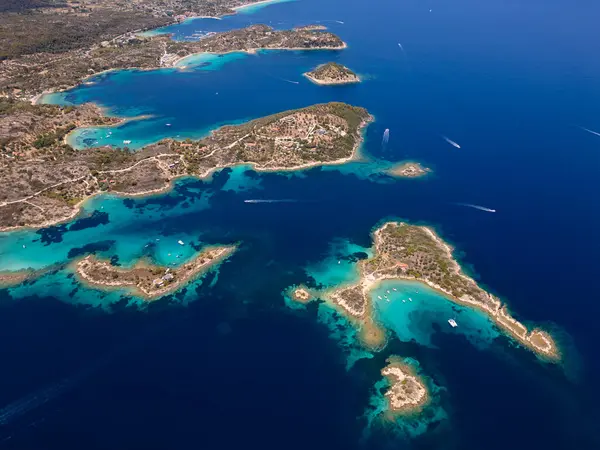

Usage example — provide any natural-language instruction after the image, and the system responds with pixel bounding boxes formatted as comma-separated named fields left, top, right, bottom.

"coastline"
left=323, top=222, right=560, bottom=361
left=74, top=245, right=236, bottom=300
left=0, top=114, right=372, bottom=233
left=386, top=161, right=431, bottom=179
left=172, top=42, right=347, bottom=68
left=64, top=113, right=156, bottom=149
left=232, top=0, right=294, bottom=12
left=303, top=71, right=361, bottom=86
left=416, top=226, right=560, bottom=360
left=381, top=357, right=429, bottom=416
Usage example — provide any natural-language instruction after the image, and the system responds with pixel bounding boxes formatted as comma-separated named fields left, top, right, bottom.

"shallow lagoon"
left=2, top=0, right=600, bottom=448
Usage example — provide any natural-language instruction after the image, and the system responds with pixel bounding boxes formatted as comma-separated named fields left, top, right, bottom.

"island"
left=0, top=101, right=372, bottom=231
left=326, top=222, right=559, bottom=359
left=381, top=357, right=429, bottom=415
left=387, top=162, right=430, bottom=178
left=74, top=245, right=236, bottom=299
left=1, top=24, right=346, bottom=101
left=289, top=285, right=314, bottom=303
left=304, top=62, right=361, bottom=85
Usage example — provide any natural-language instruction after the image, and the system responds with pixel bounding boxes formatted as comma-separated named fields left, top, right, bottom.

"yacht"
left=448, top=319, right=458, bottom=328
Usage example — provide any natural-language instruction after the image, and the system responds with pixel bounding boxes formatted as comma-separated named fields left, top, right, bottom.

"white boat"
left=442, top=136, right=461, bottom=149
left=177, top=240, right=185, bottom=245
left=393, top=288, right=397, bottom=291
left=123, top=140, right=131, bottom=144
left=378, top=296, right=382, bottom=300
left=448, top=319, right=458, bottom=328
left=408, top=297, right=412, bottom=302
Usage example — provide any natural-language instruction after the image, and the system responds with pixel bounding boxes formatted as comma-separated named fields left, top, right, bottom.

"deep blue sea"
left=2, top=0, right=600, bottom=448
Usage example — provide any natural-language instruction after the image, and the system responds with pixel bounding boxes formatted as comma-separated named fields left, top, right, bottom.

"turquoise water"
left=174, top=51, right=250, bottom=69
left=235, top=0, right=297, bottom=15
left=304, top=238, right=371, bottom=288
left=2, top=0, right=600, bottom=448
left=0, top=179, right=215, bottom=272
left=362, top=357, right=448, bottom=441
left=372, top=280, right=500, bottom=350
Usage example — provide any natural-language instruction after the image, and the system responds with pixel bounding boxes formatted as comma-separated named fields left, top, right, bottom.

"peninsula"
left=1, top=25, right=345, bottom=100
left=387, top=162, right=430, bottom=178
left=304, top=62, right=360, bottom=85
left=381, top=357, right=428, bottom=415
left=0, top=101, right=371, bottom=230
left=327, top=222, right=559, bottom=359
left=0, top=270, right=33, bottom=288
left=75, top=246, right=236, bottom=299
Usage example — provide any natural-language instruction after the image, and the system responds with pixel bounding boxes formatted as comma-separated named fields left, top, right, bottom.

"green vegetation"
left=32, top=124, right=75, bottom=148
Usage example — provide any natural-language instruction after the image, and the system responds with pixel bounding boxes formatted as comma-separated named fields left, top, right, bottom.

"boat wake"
left=264, top=73, right=300, bottom=84
left=244, top=199, right=297, bottom=203
left=0, top=319, right=179, bottom=429
left=0, top=351, right=111, bottom=426
left=442, top=135, right=461, bottom=148
left=578, top=126, right=600, bottom=138
left=454, top=203, right=496, bottom=213
left=382, top=128, right=390, bottom=146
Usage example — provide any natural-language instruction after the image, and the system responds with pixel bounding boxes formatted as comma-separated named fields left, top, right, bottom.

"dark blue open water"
left=2, top=0, right=600, bottom=448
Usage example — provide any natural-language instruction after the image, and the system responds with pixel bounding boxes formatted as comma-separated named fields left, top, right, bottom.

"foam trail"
left=244, top=199, right=297, bottom=203
left=0, top=355, right=106, bottom=426
left=382, top=128, right=390, bottom=146
left=0, top=320, right=177, bottom=427
left=442, top=135, right=461, bottom=148
left=265, top=73, right=300, bottom=84
left=454, top=203, right=496, bottom=213
left=398, top=43, right=405, bottom=52
left=579, top=126, right=600, bottom=138
left=317, top=20, right=344, bottom=24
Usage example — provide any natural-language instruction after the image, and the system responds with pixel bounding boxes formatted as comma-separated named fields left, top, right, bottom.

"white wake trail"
left=578, top=126, right=600, bottom=138
left=442, top=135, right=461, bottom=148
left=244, top=199, right=297, bottom=203
left=455, top=203, right=496, bottom=213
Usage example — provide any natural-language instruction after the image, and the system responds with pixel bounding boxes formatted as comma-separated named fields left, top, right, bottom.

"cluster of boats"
left=376, top=288, right=459, bottom=328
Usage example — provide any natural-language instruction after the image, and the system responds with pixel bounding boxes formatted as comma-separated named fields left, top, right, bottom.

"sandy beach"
left=323, top=222, right=560, bottom=360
